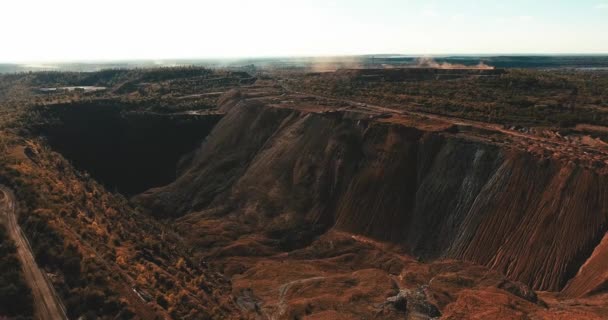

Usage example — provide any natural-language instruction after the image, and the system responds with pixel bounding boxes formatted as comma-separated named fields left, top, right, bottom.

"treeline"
left=291, top=69, right=608, bottom=128
left=1, top=66, right=217, bottom=88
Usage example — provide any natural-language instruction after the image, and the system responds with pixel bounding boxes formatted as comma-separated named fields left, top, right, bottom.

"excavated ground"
left=33, top=101, right=222, bottom=195
left=132, top=84, right=608, bottom=319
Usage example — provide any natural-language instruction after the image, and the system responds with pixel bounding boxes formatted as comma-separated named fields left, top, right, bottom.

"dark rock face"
left=497, top=280, right=538, bottom=303
left=136, top=91, right=608, bottom=293
left=563, top=232, right=608, bottom=297
left=34, top=102, right=221, bottom=195
left=387, top=287, right=441, bottom=318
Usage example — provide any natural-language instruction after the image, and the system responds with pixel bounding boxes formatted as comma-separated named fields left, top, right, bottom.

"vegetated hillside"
left=136, top=87, right=608, bottom=318
left=0, top=68, right=258, bottom=319
left=0, top=134, right=241, bottom=319
left=0, top=224, right=34, bottom=319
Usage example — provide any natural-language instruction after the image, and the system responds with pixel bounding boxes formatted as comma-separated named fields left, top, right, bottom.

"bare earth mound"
left=135, top=83, right=608, bottom=319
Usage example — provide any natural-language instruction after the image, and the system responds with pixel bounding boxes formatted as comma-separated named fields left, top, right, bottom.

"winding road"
left=279, top=82, right=608, bottom=168
left=0, top=185, right=67, bottom=320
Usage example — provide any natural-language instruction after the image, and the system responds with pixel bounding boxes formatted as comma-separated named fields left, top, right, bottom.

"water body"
left=37, top=86, right=106, bottom=92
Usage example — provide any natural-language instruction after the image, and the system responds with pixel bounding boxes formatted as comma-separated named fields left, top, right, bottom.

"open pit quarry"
left=122, top=83, right=608, bottom=319
left=14, top=66, right=608, bottom=319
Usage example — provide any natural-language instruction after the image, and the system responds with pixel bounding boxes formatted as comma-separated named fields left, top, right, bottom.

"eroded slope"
left=136, top=85, right=608, bottom=318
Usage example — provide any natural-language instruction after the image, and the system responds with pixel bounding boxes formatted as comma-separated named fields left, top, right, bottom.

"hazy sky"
left=2, top=0, right=607, bottom=62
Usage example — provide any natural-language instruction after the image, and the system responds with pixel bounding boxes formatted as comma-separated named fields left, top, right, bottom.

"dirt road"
left=280, top=84, right=608, bottom=168
left=0, top=185, right=67, bottom=320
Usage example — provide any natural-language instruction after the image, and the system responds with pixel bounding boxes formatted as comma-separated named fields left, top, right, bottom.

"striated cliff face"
left=136, top=88, right=608, bottom=295
left=563, top=232, right=608, bottom=297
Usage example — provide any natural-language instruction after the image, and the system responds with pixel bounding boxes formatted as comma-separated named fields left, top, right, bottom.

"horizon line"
left=3, top=53, right=608, bottom=65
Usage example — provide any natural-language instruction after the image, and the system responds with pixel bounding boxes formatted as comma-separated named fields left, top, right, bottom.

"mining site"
left=0, top=58, right=607, bottom=320
left=4, top=3, right=608, bottom=320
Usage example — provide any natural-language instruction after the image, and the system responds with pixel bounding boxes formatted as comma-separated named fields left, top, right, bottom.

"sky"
left=1, top=0, right=607, bottom=62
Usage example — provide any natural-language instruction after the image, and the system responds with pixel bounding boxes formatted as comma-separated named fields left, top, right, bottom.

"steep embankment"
left=137, top=88, right=608, bottom=295
left=34, top=101, right=221, bottom=195
left=562, top=232, right=608, bottom=297
left=0, top=135, right=243, bottom=319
